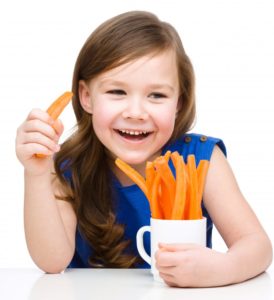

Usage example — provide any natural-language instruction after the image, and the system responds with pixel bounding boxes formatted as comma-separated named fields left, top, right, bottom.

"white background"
left=0, top=0, right=273, bottom=269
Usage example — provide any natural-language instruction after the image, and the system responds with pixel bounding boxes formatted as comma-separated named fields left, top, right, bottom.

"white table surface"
left=1, top=267, right=273, bottom=300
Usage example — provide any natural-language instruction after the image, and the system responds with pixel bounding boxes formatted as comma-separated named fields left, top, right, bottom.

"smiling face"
left=79, top=50, right=180, bottom=175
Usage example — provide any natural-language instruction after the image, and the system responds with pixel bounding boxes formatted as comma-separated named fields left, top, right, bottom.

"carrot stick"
left=154, top=156, right=175, bottom=219
left=163, top=150, right=171, bottom=161
left=170, top=151, right=180, bottom=171
left=197, top=160, right=210, bottom=218
left=153, top=175, right=172, bottom=219
left=158, top=178, right=170, bottom=219
left=115, top=152, right=208, bottom=221
left=46, top=91, right=73, bottom=120
left=145, top=161, right=155, bottom=207
left=36, top=91, right=73, bottom=158
left=115, top=158, right=148, bottom=197
left=171, top=152, right=187, bottom=219
left=187, top=155, right=200, bottom=219
left=150, top=174, right=162, bottom=218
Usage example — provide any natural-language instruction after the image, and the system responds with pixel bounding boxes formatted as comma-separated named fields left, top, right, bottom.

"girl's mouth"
left=114, top=129, right=152, bottom=141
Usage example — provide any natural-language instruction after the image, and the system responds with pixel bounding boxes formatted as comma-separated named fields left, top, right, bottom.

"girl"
left=15, top=11, right=272, bottom=287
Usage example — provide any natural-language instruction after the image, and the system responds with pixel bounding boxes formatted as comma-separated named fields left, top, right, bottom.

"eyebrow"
left=98, top=79, right=175, bottom=92
left=148, top=83, right=175, bottom=92
left=98, top=79, right=127, bottom=88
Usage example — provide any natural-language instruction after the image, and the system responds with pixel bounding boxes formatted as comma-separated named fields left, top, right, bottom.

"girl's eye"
left=106, top=89, right=126, bottom=95
left=149, top=92, right=166, bottom=99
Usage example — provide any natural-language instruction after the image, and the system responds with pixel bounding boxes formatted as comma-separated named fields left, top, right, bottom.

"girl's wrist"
left=24, top=168, right=52, bottom=180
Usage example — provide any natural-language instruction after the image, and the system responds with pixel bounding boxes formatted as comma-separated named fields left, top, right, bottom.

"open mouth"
left=114, top=129, right=152, bottom=140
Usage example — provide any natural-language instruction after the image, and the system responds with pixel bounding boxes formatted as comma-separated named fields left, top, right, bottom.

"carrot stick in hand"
left=46, top=91, right=73, bottom=120
left=36, top=91, right=73, bottom=158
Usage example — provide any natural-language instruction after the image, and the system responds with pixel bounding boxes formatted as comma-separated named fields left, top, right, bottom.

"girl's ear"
left=78, top=80, right=93, bottom=114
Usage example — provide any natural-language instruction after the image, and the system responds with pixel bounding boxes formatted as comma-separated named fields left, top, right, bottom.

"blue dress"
left=66, top=133, right=226, bottom=268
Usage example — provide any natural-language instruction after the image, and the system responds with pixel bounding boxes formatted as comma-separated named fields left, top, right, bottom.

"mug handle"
left=136, top=225, right=151, bottom=265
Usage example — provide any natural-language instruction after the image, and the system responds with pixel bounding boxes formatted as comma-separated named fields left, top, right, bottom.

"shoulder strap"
left=164, top=133, right=227, bottom=165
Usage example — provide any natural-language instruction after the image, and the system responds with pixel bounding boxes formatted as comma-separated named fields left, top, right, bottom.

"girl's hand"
left=155, top=243, right=232, bottom=287
left=15, top=108, right=64, bottom=176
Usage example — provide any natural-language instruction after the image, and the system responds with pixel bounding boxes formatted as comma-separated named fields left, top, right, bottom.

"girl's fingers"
left=22, top=143, right=55, bottom=157
left=155, top=250, right=178, bottom=267
left=159, top=243, right=199, bottom=251
left=156, top=265, right=175, bottom=275
left=22, top=132, right=60, bottom=153
left=23, top=119, right=59, bottom=141
left=27, top=108, right=55, bottom=125
left=155, top=244, right=201, bottom=267
left=159, top=272, right=178, bottom=287
left=52, top=119, right=64, bottom=137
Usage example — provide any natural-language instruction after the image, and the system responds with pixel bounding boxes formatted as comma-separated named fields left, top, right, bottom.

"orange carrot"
left=157, top=178, right=170, bottom=219
left=197, top=160, right=210, bottom=218
left=145, top=161, right=155, bottom=201
left=171, top=152, right=187, bottom=219
left=156, top=151, right=172, bottom=218
left=115, top=158, right=148, bottom=197
left=187, top=155, right=200, bottom=219
left=46, top=91, right=73, bottom=120
left=154, top=156, right=175, bottom=219
left=115, top=151, right=209, bottom=221
left=144, top=161, right=155, bottom=211
left=36, top=91, right=73, bottom=158
left=163, top=150, right=171, bottom=161
left=150, top=173, right=162, bottom=218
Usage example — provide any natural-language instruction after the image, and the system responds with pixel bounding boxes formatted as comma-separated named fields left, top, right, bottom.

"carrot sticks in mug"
left=35, top=91, right=73, bottom=158
left=115, top=151, right=210, bottom=220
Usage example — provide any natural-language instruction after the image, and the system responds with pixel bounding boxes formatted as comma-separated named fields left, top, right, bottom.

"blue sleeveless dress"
left=67, top=133, right=226, bottom=268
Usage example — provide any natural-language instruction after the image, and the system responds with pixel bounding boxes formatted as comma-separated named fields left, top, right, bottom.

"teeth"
left=120, top=129, right=148, bottom=135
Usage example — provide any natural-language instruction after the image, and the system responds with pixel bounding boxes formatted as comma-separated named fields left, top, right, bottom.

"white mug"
left=136, top=217, right=207, bottom=282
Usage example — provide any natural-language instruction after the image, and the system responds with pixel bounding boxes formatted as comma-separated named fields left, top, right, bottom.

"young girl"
left=16, top=11, right=272, bottom=287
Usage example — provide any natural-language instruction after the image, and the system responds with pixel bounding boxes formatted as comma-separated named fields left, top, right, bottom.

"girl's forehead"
left=95, top=50, right=178, bottom=85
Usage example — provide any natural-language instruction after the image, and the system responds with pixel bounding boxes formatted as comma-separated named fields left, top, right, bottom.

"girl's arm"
left=24, top=168, right=77, bottom=273
left=155, top=146, right=272, bottom=287
left=204, top=146, right=272, bottom=283
left=16, top=109, right=77, bottom=273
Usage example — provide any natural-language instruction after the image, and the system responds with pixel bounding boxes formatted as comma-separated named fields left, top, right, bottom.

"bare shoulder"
left=204, top=145, right=240, bottom=201
left=203, top=145, right=265, bottom=246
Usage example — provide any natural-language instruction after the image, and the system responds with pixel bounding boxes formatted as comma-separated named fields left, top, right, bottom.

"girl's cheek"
left=152, top=108, right=176, bottom=127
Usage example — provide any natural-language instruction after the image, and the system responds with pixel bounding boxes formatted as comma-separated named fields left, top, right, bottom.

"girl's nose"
left=122, top=97, right=148, bottom=120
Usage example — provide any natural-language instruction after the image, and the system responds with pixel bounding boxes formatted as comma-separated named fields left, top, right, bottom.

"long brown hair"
left=54, top=11, right=196, bottom=268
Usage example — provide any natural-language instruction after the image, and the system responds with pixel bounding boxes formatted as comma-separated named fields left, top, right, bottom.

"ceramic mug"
left=136, top=217, right=207, bottom=282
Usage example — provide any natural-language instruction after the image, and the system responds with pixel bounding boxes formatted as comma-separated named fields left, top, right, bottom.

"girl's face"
left=79, top=50, right=180, bottom=175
